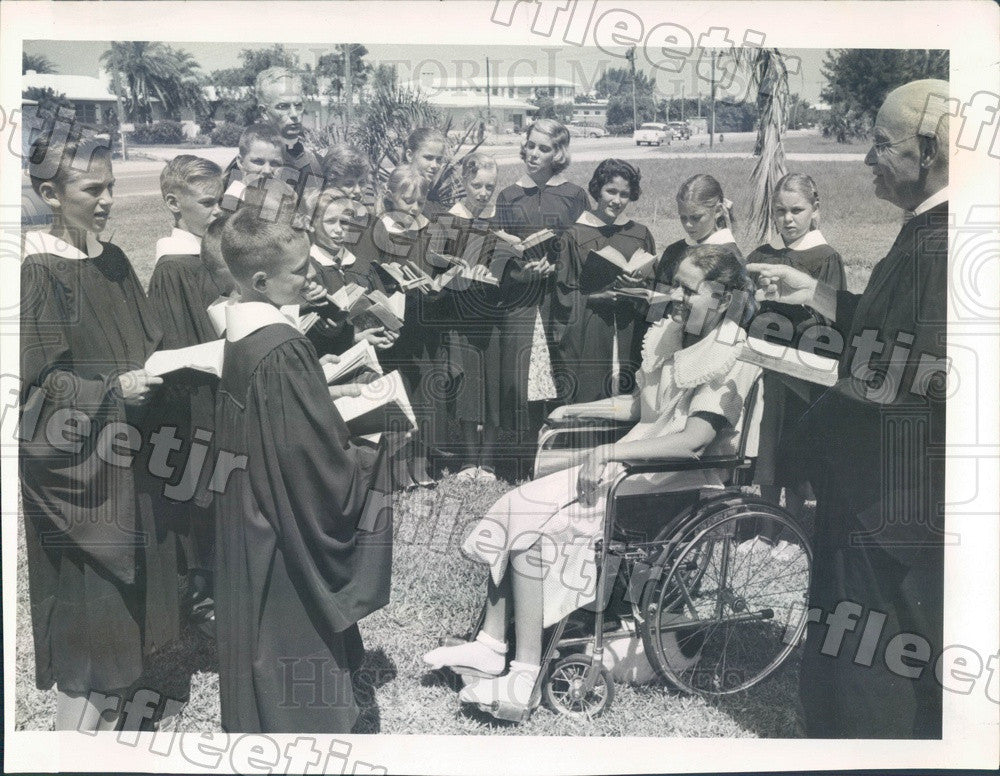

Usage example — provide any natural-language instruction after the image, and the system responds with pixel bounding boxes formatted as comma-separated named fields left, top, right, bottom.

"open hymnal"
left=145, top=339, right=225, bottom=378
left=579, top=246, right=658, bottom=294
left=348, top=289, right=404, bottom=332
left=737, top=337, right=840, bottom=386
left=494, top=228, right=557, bottom=256
left=328, top=282, right=368, bottom=312
left=322, top=340, right=383, bottom=384
left=332, top=370, right=417, bottom=436
left=373, top=261, right=432, bottom=291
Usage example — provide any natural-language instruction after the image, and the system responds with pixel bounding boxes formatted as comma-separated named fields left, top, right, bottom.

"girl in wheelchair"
left=424, top=243, right=761, bottom=713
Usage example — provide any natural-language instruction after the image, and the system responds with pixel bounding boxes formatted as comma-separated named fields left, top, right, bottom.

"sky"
left=23, top=40, right=831, bottom=103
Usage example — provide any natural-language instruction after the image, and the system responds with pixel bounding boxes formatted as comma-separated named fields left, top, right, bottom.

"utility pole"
left=343, top=44, right=354, bottom=133
left=110, top=69, right=128, bottom=161
left=625, top=46, right=638, bottom=132
left=680, top=83, right=685, bottom=121
left=709, top=51, right=717, bottom=149
left=485, top=56, right=492, bottom=130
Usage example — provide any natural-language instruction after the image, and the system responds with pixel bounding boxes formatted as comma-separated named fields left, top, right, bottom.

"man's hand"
left=746, top=263, right=818, bottom=306
left=117, top=369, right=163, bottom=406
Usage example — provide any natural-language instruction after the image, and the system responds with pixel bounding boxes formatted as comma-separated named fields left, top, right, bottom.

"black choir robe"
left=746, top=231, right=846, bottom=490
left=795, top=201, right=948, bottom=738
left=304, top=243, right=363, bottom=357
left=493, top=174, right=588, bottom=429
left=19, top=230, right=180, bottom=693
left=426, top=202, right=505, bottom=427
left=213, top=302, right=392, bottom=733
left=146, top=228, right=235, bottom=569
left=651, top=228, right=743, bottom=290
left=554, top=211, right=656, bottom=402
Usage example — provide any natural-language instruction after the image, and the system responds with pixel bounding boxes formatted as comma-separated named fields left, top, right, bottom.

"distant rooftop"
left=23, top=71, right=118, bottom=102
left=403, top=75, right=577, bottom=91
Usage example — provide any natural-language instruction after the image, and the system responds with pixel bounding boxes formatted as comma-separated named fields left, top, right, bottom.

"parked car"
left=668, top=121, right=692, bottom=140
left=632, top=122, right=670, bottom=146
left=567, top=122, right=608, bottom=138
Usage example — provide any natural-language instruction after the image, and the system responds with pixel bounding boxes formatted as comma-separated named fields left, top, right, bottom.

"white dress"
left=462, top=317, right=761, bottom=626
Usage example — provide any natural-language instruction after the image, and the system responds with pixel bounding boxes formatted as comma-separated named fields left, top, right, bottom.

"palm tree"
left=23, top=52, right=56, bottom=74
left=733, top=48, right=791, bottom=245
left=100, top=41, right=205, bottom=123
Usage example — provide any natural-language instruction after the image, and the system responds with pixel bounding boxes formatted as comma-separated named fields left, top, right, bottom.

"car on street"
left=668, top=121, right=692, bottom=140
left=632, top=122, right=670, bottom=146
left=567, top=122, right=608, bottom=138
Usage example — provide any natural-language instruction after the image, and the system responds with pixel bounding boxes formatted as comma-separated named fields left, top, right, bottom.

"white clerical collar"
left=449, top=201, right=496, bottom=220
left=225, top=301, right=300, bottom=342
left=23, top=230, right=104, bottom=260
left=380, top=212, right=429, bottom=234
left=155, top=227, right=202, bottom=260
left=515, top=172, right=569, bottom=189
left=912, top=187, right=948, bottom=217
left=771, top=229, right=828, bottom=251
left=577, top=210, right=631, bottom=228
left=685, top=227, right=736, bottom=247
left=310, top=242, right=356, bottom=268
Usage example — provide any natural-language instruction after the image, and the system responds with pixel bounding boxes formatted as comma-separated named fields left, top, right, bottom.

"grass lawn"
left=16, top=154, right=892, bottom=734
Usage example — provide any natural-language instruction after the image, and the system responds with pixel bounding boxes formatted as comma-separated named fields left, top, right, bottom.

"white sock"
left=424, top=636, right=506, bottom=674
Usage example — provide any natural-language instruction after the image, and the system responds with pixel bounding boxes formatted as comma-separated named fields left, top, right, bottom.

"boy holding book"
left=147, top=155, right=230, bottom=634
left=214, top=207, right=392, bottom=733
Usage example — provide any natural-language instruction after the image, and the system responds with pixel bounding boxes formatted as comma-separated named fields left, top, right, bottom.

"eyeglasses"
left=871, top=133, right=924, bottom=154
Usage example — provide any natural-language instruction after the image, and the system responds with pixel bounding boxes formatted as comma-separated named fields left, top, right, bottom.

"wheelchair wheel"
left=543, top=655, right=615, bottom=719
left=639, top=500, right=811, bottom=695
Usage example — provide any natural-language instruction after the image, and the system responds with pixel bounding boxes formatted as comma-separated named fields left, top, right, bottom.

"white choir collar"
left=310, top=242, right=356, bottom=268
left=771, top=229, right=829, bottom=252
left=685, top=227, right=736, bottom=247
left=155, top=227, right=202, bottom=260
left=515, top=172, right=569, bottom=189
left=912, top=187, right=948, bottom=217
left=380, top=212, right=429, bottom=234
left=23, top=230, right=104, bottom=260
left=449, top=201, right=496, bottom=220
left=225, top=301, right=300, bottom=342
left=577, top=210, right=631, bottom=228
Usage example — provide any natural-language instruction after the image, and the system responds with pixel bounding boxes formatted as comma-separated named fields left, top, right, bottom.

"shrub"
left=128, top=120, right=186, bottom=145
left=209, top=122, right=244, bottom=147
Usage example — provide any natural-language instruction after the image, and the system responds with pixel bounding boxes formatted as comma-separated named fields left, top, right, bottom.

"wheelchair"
left=452, top=375, right=813, bottom=722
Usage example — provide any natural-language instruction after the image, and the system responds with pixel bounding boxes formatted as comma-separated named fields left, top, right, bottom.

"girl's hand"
left=379, top=328, right=401, bottom=348
left=469, top=264, right=494, bottom=284
left=319, top=353, right=341, bottom=368
left=355, top=326, right=394, bottom=349
left=547, top=404, right=580, bottom=422
left=616, top=269, right=645, bottom=287
left=328, top=383, right=363, bottom=400
left=117, top=369, right=163, bottom=406
left=577, top=444, right=613, bottom=507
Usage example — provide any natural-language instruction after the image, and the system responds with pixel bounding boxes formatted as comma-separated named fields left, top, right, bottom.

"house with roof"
left=400, top=74, right=578, bottom=133
left=22, top=69, right=170, bottom=125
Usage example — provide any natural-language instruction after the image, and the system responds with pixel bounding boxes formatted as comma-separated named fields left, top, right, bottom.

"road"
left=24, top=133, right=866, bottom=204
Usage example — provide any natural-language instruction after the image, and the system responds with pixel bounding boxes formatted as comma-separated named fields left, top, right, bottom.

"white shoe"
left=454, top=466, right=479, bottom=481
left=474, top=467, right=497, bottom=482
left=458, top=662, right=540, bottom=708
left=770, top=539, right=802, bottom=562
left=736, top=535, right=774, bottom=555
left=423, top=636, right=506, bottom=676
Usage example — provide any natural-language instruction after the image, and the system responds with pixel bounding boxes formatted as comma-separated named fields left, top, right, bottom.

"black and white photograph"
left=2, top=1, right=998, bottom=773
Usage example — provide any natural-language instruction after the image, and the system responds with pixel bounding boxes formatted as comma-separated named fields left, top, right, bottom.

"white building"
left=401, top=74, right=578, bottom=133
left=571, top=101, right=608, bottom=127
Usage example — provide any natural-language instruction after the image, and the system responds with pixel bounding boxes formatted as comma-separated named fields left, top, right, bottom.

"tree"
left=316, top=44, right=370, bottom=100
left=596, top=66, right=657, bottom=126
left=100, top=42, right=206, bottom=123
left=529, top=94, right=574, bottom=124
left=23, top=52, right=56, bottom=74
left=819, top=49, right=948, bottom=141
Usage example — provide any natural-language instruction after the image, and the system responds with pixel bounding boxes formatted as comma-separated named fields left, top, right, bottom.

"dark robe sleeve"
left=551, top=227, right=583, bottom=347
left=147, top=258, right=215, bottom=348
left=246, top=337, right=390, bottom=632
left=19, top=260, right=139, bottom=584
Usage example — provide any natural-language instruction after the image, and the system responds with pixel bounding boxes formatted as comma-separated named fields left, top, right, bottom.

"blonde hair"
left=381, top=165, right=429, bottom=214
left=521, top=118, right=571, bottom=174
left=676, top=174, right=734, bottom=230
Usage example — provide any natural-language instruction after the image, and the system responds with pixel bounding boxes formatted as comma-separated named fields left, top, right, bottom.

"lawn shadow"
left=121, top=624, right=218, bottom=730
left=352, top=647, right=397, bottom=734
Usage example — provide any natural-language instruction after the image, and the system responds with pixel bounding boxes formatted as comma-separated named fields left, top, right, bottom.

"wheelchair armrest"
left=611, top=454, right=748, bottom=476
left=543, top=416, right=636, bottom=430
